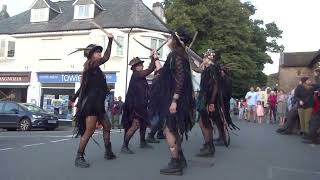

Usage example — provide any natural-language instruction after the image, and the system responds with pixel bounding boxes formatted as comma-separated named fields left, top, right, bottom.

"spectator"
left=238, top=99, right=245, bottom=120
left=295, top=77, right=317, bottom=136
left=245, top=87, right=258, bottom=122
left=268, top=91, right=277, bottom=124
left=111, top=97, right=120, bottom=129
left=303, top=91, right=320, bottom=144
left=117, top=96, right=124, bottom=129
left=277, top=89, right=288, bottom=127
left=256, top=100, right=264, bottom=124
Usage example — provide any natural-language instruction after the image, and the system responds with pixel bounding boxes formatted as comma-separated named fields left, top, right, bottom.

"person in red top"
left=268, top=91, right=277, bottom=124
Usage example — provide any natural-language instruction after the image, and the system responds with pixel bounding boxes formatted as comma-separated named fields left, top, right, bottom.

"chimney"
left=152, top=2, right=165, bottom=22
left=0, top=4, right=10, bottom=20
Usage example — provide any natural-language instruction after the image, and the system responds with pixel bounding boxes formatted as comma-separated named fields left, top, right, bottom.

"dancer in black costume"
left=150, top=27, right=195, bottom=175
left=121, top=57, right=155, bottom=154
left=190, top=49, right=219, bottom=157
left=72, top=33, right=116, bottom=168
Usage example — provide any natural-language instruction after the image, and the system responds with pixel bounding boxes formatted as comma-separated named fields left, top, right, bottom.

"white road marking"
left=268, top=165, right=320, bottom=179
left=0, top=148, right=14, bottom=151
left=50, top=139, right=70, bottom=143
left=23, top=143, right=45, bottom=147
left=0, top=135, right=73, bottom=138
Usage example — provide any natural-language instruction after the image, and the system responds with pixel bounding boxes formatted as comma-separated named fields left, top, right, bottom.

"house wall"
left=0, top=28, right=172, bottom=119
left=278, top=67, right=314, bottom=92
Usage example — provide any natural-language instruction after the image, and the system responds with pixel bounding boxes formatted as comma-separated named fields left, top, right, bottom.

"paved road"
left=0, top=121, right=319, bottom=180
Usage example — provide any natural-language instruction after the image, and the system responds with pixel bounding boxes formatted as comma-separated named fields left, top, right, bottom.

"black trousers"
left=309, top=113, right=320, bottom=139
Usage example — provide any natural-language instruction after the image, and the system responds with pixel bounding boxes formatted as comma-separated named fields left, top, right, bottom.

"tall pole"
left=125, top=28, right=134, bottom=95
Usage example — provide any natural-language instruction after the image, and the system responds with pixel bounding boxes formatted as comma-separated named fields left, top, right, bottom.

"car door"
left=0, top=101, right=6, bottom=128
left=2, top=102, right=20, bottom=128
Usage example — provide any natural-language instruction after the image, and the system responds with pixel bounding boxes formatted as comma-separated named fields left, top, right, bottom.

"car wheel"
left=19, top=118, right=31, bottom=131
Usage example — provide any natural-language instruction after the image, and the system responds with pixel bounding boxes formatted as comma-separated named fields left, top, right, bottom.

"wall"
left=278, top=67, right=313, bottom=92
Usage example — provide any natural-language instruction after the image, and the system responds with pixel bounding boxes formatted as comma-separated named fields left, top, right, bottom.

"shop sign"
left=38, top=73, right=116, bottom=83
left=0, top=72, right=31, bottom=83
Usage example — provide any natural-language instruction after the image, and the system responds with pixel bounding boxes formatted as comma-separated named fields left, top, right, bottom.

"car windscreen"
left=20, top=104, right=46, bottom=113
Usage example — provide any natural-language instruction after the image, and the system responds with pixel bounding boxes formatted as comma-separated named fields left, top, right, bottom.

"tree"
left=163, top=0, right=283, bottom=97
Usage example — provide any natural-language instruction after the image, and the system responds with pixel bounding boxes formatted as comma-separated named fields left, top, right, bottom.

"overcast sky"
left=0, top=0, right=319, bottom=75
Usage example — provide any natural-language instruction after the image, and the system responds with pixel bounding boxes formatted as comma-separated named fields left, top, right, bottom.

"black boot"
left=146, top=134, right=160, bottom=144
left=121, top=144, right=135, bottom=154
left=196, top=142, right=215, bottom=157
left=104, top=143, right=116, bottom=160
left=160, top=158, right=183, bottom=175
left=157, top=130, right=166, bottom=139
left=75, top=152, right=90, bottom=168
left=140, top=140, right=153, bottom=149
left=179, top=150, right=187, bottom=169
left=199, top=143, right=208, bottom=152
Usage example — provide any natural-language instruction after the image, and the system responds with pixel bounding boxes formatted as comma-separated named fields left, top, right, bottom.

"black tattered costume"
left=121, top=57, right=155, bottom=153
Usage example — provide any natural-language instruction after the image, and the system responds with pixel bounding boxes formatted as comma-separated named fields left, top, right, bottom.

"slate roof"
left=0, top=0, right=169, bottom=35
left=43, top=0, right=62, bottom=13
left=280, top=51, right=319, bottom=67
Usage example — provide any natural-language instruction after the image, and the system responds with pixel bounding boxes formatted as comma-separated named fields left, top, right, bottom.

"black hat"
left=129, top=57, right=144, bottom=70
left=170, top=26, right=192, bottom=46
left=84, top=44, right=103, bottom=58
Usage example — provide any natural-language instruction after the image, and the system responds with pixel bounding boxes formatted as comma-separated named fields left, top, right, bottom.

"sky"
left=0, top=0, right=319, bottom=75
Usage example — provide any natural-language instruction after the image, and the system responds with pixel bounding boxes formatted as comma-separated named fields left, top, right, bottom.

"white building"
left=0, top=0, right=171, bottom=119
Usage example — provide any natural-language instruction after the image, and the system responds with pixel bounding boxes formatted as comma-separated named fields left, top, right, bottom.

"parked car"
left=0, top=101, right=59, bottom=131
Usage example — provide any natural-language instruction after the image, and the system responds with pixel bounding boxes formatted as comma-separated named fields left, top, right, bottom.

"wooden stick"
left=90, top=21, right=122, bottom=47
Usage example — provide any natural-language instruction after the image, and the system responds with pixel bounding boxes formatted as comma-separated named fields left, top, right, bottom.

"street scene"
left=0, top=0, right=320, bottom=179
left=1, top=121, right=319, bottom=180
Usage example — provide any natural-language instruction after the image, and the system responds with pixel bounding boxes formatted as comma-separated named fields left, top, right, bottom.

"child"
left=238, top=99, right=245, bottom=120
left=256, top=100, right=264, bottom=124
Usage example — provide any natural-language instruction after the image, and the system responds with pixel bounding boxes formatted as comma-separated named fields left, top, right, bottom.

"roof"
left=43, top=0, right=62, bottom=13
left=280, top=51, right=318, bottom=67
left=0, top=0, right=169, bottom=35
left=309, top=50, right=320, bottom=68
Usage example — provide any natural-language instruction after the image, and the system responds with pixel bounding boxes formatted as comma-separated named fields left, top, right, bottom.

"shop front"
left=0, top=72, right=31, bottom=102
left=37, top=72, right=116, bottom=119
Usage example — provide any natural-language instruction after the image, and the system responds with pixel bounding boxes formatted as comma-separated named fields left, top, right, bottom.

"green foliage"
left=163, top=0, right=284, bottom=97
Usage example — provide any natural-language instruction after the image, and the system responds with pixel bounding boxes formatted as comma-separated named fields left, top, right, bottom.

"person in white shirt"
left=245, top=87, right=258, bottom=122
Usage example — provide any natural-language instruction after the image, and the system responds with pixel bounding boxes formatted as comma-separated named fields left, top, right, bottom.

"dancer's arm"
left=189, top=58, right=203, bottom=73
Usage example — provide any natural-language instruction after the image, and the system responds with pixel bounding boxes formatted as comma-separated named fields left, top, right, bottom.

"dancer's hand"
left=169, top=101, right=177, bottom=114
left=150, top=49, right=159, bottom=60
left=107, top=33, right=114, bottom=39
left=208, top=104, right=215, bottom=112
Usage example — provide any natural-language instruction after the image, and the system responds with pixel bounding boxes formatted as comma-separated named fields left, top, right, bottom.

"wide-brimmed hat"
left=84, top=44, right=103, bottom=58
left=129, top=57, right=144, bottom=70
left=170, top=26, right=192, bottom=47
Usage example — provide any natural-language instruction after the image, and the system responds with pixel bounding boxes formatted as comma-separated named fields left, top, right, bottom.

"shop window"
left=0, top=102, right=4, bottom=113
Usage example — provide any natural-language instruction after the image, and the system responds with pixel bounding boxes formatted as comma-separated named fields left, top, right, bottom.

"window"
left=3, top=103, right=18, bottom=113
left=74, top=4, right=94, bottom=19
left=7, top=41, right=15, bottom=57
left=79, top=5, right=90, bottom=18
left=30, top=8, right=49, bottom=22
left=151, top=38, right=165, bottom=58
left=116, top=36, right=124, bottom=56
left=0, top=40, right=16, bottom=58
left=0, top=102, right=4, bottom=113
left=0, top=40, right=5, bottom=57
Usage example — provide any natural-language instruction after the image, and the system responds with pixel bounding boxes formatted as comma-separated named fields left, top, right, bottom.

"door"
left=2, top=102, right=21, bottom=128
left=0, top=101, right=6, bottom=128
